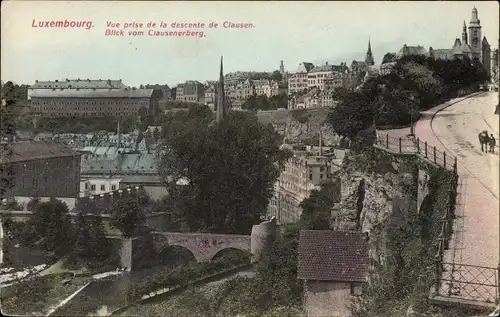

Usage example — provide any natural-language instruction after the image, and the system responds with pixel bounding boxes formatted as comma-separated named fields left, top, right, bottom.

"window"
left=111, top=184, right=117, bottom=191
left=100, top=184, right=106, bottom=191
left=350, top=283, right=363, bottom=296
left=85, top=183, right=88, bottom=190
left=309, top=173, right=313, bottom=180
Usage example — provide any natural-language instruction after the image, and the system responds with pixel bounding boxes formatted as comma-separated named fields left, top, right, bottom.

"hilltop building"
left=398, top=7, right=492, bottom=75
left=28, top=78, right=127, bottom=100
left=31, top=88, right=161, bottom=118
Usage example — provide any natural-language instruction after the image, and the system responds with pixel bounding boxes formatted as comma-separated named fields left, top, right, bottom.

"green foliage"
left=126, top=255, right=250, bottom=301
left=27, top=199, right=74, bottom=256
left=159, top=109, right=290, bottom=234
left=327, top=88, right=375, bottom=140
left=352, top=166, right=459, bottom=317
left=382, top=52, right=396, bottom=64
left=328, top=55, right=487, bottom=144
left=271, top=70, right=283, bottom=82
left=73, top=212, right=112, bottom=260
left=108, top=197, right=147, bottom=238
left=299, top=181, right=341, bottom=230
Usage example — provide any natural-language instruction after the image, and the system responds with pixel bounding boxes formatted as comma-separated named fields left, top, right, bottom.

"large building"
left=28, top=78, right=127, bottom=100
left=31, top=88, right=160, bottom=117
left=267, top=139, right=337, bottom=224
left=288, top=62, right=315, bottom=94
left=0, top=141, right=82, bottom=208
left=175, top=80, right=205, bottom=103
left=307, top=62, right=350, bottom=91
left=400, top=7, right=492, bottom=75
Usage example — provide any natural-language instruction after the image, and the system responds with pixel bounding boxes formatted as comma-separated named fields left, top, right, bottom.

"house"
left=297, top=230, right=369, bottom=317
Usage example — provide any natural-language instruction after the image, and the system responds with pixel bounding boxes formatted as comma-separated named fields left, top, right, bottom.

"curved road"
left=429, top=92, right=498, bottom=272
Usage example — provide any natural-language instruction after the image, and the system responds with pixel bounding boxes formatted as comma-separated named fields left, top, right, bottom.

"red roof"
left=297, top=230, right=369, bottom=282
left=1, top=141, right=81, bottom=164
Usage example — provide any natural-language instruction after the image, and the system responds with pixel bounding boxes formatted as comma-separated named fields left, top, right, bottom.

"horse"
left=478, top=131, right=490, bottom=152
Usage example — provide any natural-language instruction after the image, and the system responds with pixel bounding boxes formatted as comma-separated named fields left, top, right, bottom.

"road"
left=416, top=92, right=499, bottom=302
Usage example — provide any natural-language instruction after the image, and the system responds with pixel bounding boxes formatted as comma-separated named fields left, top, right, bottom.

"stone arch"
left=157, top=245, right=196, bottom=267
left=210, top=247, right=251, bottom=262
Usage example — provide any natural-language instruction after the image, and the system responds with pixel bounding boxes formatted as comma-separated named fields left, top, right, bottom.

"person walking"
left=489, top=134, right=496, bottom=154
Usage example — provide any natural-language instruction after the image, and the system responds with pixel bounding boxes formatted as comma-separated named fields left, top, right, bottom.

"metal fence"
left=374, top=134, right=458, bottom=174
left=436, top=262, right=498, bottom=303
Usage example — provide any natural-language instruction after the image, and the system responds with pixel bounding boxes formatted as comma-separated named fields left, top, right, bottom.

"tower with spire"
left=468, top=6, right=482, bottom=51
left=365, top=39, right=375, bottom=66
left=216, top=56, right=227, bottom=123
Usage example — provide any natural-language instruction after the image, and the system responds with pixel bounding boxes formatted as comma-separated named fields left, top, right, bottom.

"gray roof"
left=430, top=48, right=454, bottom=60
left=30, top=89, right=154, bottom=99
left=309, top=64, right=347, bottom=73
left=295, top=62, right=315, bottom=73
left=31, top=79, right=126, bottom=89
left=1, top=141, right=81, bottom=164
left=397, top=45, right=428, bottom=58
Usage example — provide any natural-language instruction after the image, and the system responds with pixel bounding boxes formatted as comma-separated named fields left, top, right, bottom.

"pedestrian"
left=489, top=134, right=496, bottom=153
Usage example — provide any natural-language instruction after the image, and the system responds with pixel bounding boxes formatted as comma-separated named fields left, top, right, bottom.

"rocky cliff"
left=330, top=150, right=417, bottom=273
left=256, top=109, right=339, bottom=145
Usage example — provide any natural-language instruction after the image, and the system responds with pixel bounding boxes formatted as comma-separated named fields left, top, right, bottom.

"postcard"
left=1, top=1, right=499, bottom=316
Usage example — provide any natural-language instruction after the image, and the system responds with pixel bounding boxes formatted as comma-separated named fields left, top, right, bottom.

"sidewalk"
left=414, top=92, right=499, bottom=303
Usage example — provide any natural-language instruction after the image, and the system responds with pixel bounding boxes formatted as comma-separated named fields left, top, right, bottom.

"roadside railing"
left=437, top=262, right=498, bottom=303
left=373, top=134, right=457, bottom=174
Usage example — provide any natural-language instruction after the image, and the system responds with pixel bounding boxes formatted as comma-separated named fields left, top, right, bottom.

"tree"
left=299, top=181, right=340, bottom=230
left=29, top=198, right=74, bottom=256
left=108, top=197, right=147, bottom=238
left=327, top=89, right=375, bottom=141
left=160, top=110, right=290, bottom=234
left=382, top=52, right=396, bottom=64
left=73, top=212, right=111, bottom=260
left=271, top=70, right=283, bottom=82
left=152, top=127, right=160, bottom=142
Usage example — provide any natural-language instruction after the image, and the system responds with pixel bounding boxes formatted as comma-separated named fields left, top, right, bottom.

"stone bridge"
left=118, top=217, right=278, bottom=269
left=152, top=231, right=251, bottom=262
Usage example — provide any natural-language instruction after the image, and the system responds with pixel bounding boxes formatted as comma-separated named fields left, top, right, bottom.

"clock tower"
left=468, top=6, right=482, bottom=56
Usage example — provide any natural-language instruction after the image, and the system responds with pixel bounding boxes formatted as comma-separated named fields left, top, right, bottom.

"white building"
left=288, top=62, right=315, bottom=94
left=80, top=177, right=123, bottom=197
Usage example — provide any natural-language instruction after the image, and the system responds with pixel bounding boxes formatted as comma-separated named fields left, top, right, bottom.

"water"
left=51, top=265, right=172, bottom=316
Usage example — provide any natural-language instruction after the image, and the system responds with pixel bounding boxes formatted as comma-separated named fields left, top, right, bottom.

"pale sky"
left=1, top=1, right=499, bottom=87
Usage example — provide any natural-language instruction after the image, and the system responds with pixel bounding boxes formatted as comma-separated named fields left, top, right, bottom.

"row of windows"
left=33, top=100, right=149, bottom=106
left=85, top=183, right=117, bottom=191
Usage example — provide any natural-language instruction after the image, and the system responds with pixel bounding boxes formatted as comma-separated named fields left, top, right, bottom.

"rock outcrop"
left=256, top=109, right=339, bottom=145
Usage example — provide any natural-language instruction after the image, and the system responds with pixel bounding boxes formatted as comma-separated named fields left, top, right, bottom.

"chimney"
left=319, top=130, right=323, bottom=155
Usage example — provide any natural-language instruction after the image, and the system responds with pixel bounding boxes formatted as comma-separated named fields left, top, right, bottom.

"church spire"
left=365, top=39, right=374, bottom=66
left=216, top=56, right=226, bottom=123
left=462, top=20, right=468, bottom=44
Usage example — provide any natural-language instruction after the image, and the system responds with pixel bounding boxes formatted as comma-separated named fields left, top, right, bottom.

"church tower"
left=468, top=6, right=482, bottom=54
left=216, top=56, right=227, bottom=123
left=365, top=39, right=375, bottom=66
left=279, top=60, right=285, bottom=74
left=462, top=21, right=468, bottom=45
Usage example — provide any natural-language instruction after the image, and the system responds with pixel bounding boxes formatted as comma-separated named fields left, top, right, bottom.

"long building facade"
left=31, top=88, right=160, bottom=117
left=0, top=141, right=82, bottom=201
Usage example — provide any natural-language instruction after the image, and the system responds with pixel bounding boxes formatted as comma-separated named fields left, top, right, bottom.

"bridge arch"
left=157, top=245, right=196, bottom=267
left=210, top=247, right=251, bottom=262
left=153, top=232, right=251, bottom=263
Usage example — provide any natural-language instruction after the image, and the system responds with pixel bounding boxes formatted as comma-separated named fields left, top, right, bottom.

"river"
left=51, top=265, right=255, bottom=316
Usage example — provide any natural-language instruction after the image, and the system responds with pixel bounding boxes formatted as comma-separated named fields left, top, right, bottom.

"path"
left=415, top=92, right=499, bottom=302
